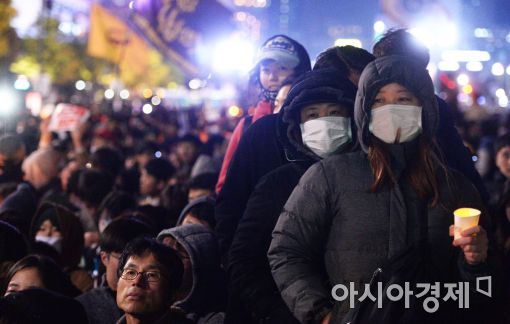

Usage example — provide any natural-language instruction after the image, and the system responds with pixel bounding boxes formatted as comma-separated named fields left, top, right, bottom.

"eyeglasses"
left=120, top=269, right=162, bottom=282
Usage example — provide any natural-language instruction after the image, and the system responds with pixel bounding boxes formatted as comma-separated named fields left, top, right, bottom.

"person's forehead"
left=377, top=83, right=411, bottom=93
left=301, top=102, right=342, bottom=110
left=497, top=146, right=510, bottom=154
left=13, top=267, right=39, bottom=277
left=125, top=253, right=162, bottom=269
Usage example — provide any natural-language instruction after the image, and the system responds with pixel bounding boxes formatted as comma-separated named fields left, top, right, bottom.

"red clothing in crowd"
left=216, top=100, right=273, bottom=194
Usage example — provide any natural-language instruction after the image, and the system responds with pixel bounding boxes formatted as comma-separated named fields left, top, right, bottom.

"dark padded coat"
left=268, top=56, right=498, bottom=324
left=227, top=70, right=358, bottom=323
left=215, top=64, right=488, bottom=265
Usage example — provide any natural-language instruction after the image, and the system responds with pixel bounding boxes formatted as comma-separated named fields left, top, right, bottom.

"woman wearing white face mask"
left=30, top=202, right=92, bottom=292
left=269, top=56, right=499, bottom=324
left=228, top=69, right=358, bottom=324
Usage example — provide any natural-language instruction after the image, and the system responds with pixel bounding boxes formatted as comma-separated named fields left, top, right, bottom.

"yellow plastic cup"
left=453, top=208, right=481, bottom=240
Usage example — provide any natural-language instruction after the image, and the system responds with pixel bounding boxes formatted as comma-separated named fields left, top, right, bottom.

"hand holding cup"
left=450, top=208, right=488, bottom=265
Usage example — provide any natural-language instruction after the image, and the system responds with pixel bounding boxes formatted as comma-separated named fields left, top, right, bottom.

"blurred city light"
left=234, top=0, right=267, bottom=7
left=441, top=50, right=490, bottom=62
left=58, top=22, right=72, bottom=34
left=151, top=96, right=161, bottom=105
left=409, top=28, right=434, bottom=49
left=142, top=89, right=153, bottom=99
left=142, top=103, right=153, bottom=114
left=438, top=61, right=460, bottom=71
left=75, top=80, right=86, bottom=91
left=71, top=24, right=83, bottom=36
left=491, top=63, right=505, bottom=76
left=457, top=74, right=469, bottom=86
left=462, top=84, right=473, bottom=94
left=13, top=75, right=30, bottom=90
left=156, top=89, right=165, bottom=98
left=499, top=96, right=509, bottom=108
left=188, top=79, right=202, bottom=90
left=104, top=89, right=114, bottom=99
left=235, top=12, right=247, bottom=21
left=334, top=38, right=362, bottom=48
left=506, top=65, right=510, bottom=76
left=426, top=63, right=437, bottom=79
left=373, top=20, right=385, bottom=34
left=409, top=18, right=457, bottom=49
left=437, top=23, right=458, bottom=48
left=11, top=0, right=42, bottom=36
left=228, top=105, right=242, bottom=117
left=154, top=151, right=162, bottom=158
left=496, top=88, right=506, bottom=98
left=119, top=89, right=130, bottom=99
left=496, top=88, right=509, bottom=107
left=212, top=36, right=255, bottom=74
left=457, top=93, right=473, bottom=106
left=466, top=61, right=483, bottom=72
left=474, top=28, right=492, bottom=38
left=0, top=88, right=17, bottom=116
left=254, top=0, right=267, bottom=7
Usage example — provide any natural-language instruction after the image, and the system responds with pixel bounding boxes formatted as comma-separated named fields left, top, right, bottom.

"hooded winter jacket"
left=157, top=224, right=227, bottom=322
left=227, top=70, right=358, bottom=323
left=176, top=196, right=216, bottom=227
left=30, top=202, right=92, bottom=292
left=268, top=56, right=498, bottom=323
left=215, top=64, right=488, bottom=267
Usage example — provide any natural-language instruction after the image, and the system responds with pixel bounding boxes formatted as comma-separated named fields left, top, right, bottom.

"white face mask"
left=369, top=104, right=422, bottom=144
left=300, top=116, right=352, bottom=158
left=35, top=235, right=63, bottom=253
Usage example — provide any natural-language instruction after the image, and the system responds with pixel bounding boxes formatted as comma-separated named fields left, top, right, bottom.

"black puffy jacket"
left=269, top=56, right=499, bottom=323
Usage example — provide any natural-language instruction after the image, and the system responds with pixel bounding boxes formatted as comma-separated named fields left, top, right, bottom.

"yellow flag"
left=87, top=3, right=149, bottom=75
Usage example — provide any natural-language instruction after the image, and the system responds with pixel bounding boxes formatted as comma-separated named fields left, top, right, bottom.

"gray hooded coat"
left=268, top=56, right=496, bottom=323
left=157, top=224, right=226, bottom=323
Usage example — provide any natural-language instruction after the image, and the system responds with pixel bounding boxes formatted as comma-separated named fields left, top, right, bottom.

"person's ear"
left=100, top=251, right=109, bottom=267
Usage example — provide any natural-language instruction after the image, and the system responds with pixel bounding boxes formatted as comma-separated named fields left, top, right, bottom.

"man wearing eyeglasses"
left=116, top=237, right=190, bottom=324
left=77, top=218, right=153, bottom=324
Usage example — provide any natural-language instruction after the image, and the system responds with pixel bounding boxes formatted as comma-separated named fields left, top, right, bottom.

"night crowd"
left=0, top=29, right=509, bottom=324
